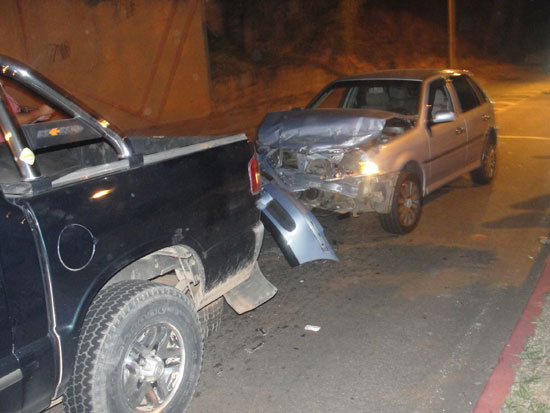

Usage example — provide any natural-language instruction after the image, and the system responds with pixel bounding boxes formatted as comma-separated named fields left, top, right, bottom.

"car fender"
left=385, top=152, right=426, bottom=188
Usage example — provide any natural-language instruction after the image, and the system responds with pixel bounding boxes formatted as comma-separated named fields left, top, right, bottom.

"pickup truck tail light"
left=248, top=154, right=261, bottom=195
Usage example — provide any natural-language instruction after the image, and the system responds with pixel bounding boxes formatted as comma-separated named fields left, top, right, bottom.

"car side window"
left=450, top=75, right=481, bottom=112
left=465, top=76, right=488, bottom=103
left=427, top=78, right=454, bottom=121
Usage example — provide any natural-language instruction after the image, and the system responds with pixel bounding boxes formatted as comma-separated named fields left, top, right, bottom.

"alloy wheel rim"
left=122, top=322, right=186, bottom=411
left=397, top=179, right=421, bottom=227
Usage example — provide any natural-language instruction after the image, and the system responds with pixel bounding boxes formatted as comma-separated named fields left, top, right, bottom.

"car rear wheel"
left=64, top=280, right=202, bottom=413
left=471, top=140, right=497, bottom=185
left=378, top=170, right=423, bottom=234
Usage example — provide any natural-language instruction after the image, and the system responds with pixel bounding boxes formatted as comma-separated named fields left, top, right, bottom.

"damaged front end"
left=257, top=109, right=412, bottom=215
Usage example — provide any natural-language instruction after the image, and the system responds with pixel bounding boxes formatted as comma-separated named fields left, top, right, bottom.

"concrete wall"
left=0, top=0, right=212, bottom=130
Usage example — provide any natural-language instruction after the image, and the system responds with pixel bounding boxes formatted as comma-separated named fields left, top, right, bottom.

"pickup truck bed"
left=0, top=55, right=274, bottom=413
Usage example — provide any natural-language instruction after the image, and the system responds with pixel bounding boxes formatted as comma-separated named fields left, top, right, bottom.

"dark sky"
left=375, top=0, right=550, bottom=52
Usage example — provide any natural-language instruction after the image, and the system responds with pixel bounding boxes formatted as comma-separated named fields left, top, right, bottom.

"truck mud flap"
left=257, top=183, right=338, bottom=267
left=224, top=262, right=277, bottom=314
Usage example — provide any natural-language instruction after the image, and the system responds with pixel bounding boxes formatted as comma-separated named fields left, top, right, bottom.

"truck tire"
left=198, top=296, right=224, bottom=338
left=64, top=280, right=202, bottom=413
left=470, top=139, right=497, bottom=185
left=378, top=170, right=423, bottom=234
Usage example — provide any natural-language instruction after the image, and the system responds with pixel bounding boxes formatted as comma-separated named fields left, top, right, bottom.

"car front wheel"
left=64, top=280, right=202, bottom=413
left=378, top=170, right=423, bottom=234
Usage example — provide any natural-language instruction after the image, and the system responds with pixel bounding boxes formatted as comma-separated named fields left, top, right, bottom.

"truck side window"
left=451, top=75, right=481, bottom=112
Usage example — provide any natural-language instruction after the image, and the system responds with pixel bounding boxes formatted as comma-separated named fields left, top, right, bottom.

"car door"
left=424, top=78, right=467, bottom=190
left=449, top=74, right=492, bottom=167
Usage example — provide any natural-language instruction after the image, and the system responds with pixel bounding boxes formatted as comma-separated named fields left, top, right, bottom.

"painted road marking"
left=500, top=135, right=550, bottom=141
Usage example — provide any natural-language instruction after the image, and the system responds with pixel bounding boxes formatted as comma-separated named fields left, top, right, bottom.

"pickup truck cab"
left=0, top=55, right=337, bottom=413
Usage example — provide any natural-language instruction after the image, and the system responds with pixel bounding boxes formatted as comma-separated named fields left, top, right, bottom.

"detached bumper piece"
left=257, top=183, right=338, bottom=266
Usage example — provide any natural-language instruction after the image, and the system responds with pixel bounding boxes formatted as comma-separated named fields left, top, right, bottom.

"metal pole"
left=448, top=0, right=456, bottom=68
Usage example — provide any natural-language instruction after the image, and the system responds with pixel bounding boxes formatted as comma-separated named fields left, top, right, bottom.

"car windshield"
left=308, top=79, right=422, bottom=116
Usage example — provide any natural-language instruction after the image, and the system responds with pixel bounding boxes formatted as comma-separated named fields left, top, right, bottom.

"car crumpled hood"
left=258, top=108, right=404, bottom=153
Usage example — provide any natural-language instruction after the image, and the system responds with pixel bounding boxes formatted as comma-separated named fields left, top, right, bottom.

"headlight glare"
left=360, top=161, right=379, bottom=176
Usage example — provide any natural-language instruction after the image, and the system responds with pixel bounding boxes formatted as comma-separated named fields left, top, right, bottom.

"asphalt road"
left=47, top=75, right=550, bottom=413
left=187, top=78, right=550, bottom=413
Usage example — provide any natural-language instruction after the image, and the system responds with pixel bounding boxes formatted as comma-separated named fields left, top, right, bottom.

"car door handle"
left=482, top=114, right=491, bottom=121
left=455, top=127, right=465, bottom=135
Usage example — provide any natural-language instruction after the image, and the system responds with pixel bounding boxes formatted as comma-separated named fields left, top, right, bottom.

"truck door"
left=0, top=269, right=23, bottom=412
left=0, top=193, right=57, bottom=413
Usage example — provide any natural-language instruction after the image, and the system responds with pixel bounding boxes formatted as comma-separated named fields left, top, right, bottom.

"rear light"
left=248, top=154, right=261, bottom=195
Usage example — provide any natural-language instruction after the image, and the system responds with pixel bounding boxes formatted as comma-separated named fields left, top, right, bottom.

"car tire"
left=63, top=280, right=202, bottom=413
left=470, top=139, right=497, bottom=185
left=378, top=170, right=423, bottom=234
left=198, top=296, right=224, bottom=338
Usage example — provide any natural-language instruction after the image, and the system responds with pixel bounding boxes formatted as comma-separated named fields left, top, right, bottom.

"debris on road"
left=304, top=324, right=321, bottom=332
left=245, top=341, right=265, bottom=354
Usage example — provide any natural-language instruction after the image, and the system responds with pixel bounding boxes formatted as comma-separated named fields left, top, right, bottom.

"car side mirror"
left=432, top=111, right=457, bottom=124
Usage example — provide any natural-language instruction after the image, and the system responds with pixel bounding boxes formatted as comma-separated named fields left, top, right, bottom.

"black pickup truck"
left=0, top=56, right=334, bottom=413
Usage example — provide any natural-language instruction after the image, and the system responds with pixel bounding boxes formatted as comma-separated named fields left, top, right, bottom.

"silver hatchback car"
left=257, top=69, right=497, bottom=234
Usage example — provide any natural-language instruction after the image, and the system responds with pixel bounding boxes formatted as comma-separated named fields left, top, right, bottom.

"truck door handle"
left=455, top=127, right=465, bottom=135
left=482, top=114, right=491, bottom=121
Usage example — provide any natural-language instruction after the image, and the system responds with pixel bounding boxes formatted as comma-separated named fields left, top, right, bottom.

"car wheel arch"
left=401, top=160, right=426, bottom=193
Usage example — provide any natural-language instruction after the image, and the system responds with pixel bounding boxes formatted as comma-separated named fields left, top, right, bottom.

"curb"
left=474, top=258, right=550, bottom=412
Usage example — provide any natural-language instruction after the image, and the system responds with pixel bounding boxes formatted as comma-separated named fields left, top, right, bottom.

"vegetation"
left=502, top=294, right=550, bottom=412
left=205, top=0, right=550, bottom=78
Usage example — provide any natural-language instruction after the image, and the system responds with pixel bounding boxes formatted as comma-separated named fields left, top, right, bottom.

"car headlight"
left=359, top=160, right=379, bottom=176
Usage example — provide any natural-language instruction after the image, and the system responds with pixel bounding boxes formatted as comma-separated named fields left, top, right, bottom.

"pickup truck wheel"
left=470, top=140, right=497, bottom=185
left=198, top=296, right=224, bottom=338
left=64, top=280, right=202, bottom=413
left=378, top=170, right=423, bottom=234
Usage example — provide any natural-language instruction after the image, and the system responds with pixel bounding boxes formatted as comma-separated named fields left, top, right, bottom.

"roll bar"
left=0, top=55, right=133, bottom=181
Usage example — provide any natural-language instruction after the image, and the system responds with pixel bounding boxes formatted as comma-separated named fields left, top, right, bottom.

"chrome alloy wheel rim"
left=122, top=322, right=186, bottom=411
left=397, top=179, right=421, bottom=227
left=484, top=145, right=496, bottom=178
